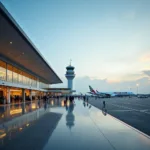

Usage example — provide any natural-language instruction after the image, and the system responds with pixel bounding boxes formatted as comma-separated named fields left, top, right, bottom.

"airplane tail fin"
left=89, top=86, right=96, bottom=93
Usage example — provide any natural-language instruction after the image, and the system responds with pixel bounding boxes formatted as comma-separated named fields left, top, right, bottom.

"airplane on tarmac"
left=88, top=86, right=111, bottom=98
left=87, top=86, right=135, bottom=98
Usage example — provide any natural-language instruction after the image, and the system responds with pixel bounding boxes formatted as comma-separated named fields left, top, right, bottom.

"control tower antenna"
left=70, top=59, right=72, bottom=66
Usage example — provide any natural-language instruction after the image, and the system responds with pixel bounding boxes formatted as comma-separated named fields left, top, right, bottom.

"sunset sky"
left=1, top=0, right=150, bottom=93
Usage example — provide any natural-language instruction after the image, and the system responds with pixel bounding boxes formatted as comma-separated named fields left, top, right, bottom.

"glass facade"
left=7, top=65, right=13, bottom=82
left=39, top=82, right=49, bottom=89
left=0, top=60, right=6, bottom=81
left=18, top=70, right=22, bottom=84
left=13, top=67, right=18, bottom=83
left=0, top=60, right=49, bottom=89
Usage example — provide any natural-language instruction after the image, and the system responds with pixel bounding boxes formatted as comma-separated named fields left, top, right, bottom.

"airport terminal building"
left=0, top=2, right=62, bottom=104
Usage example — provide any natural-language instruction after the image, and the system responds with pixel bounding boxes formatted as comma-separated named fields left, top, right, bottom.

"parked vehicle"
left=137, top=95, right=148, bottom=98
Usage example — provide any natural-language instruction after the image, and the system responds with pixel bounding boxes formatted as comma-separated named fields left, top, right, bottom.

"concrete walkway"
left=44, top=100, right=150, bottom=150
left=0, top=112, right=62, bottom=150
left=0, top=99, right=150, bottom=150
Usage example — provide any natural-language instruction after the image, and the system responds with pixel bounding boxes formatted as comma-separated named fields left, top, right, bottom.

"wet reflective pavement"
left=89, top=97, right=150, bottom=136
left=0, top=99, right=150, bottom=150
left=0, top=99, right=63, bottom=124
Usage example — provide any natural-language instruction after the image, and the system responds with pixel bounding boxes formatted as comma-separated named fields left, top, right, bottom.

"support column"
left=5, top=104, right=10, bottom=118
left=22, top=89, right=25, bottom=103
left=22, top=102, right=25, bottom=114
left=29, top=89, right=32, bottom=102
left=7, top=87, right=10, bottom=104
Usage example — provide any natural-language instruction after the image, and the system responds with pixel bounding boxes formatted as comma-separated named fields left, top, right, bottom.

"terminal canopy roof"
left=0, top=2, right=62, bottom=84
left=45, top=88, right=71, bottom=94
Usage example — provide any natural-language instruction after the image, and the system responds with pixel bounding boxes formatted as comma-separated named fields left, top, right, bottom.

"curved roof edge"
left=0, top=2, right=62, bottom=84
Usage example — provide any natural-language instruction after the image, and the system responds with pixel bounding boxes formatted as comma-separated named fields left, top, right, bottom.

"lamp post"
left=128, top=87, right=131, bottom=98
left=136, top=84, right=139, bottom=95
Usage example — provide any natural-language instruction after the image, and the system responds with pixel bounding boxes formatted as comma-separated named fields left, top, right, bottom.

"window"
left=0, top=60, right=38, bottom=87
left=32, top=77, right=37, bottom=88
left=29, top=75, right=32, bottom=86
left=13, top=67, right=18, bottom=83
left=22, top=72, right=27, bottom=85
left=39, top=81, right=48, bottom=88
left=18, top=69, right=22, bottom=84
left=0, top=60, right=6, bottom=81
left=7, top=64, right=13, bottom=82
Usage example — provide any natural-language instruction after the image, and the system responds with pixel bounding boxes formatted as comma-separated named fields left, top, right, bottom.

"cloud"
left=140, top=54, right=150, bottom=62
left=107, top=79, right=120, bottom=83
left=89, top=76, right=107, bottom=81
left=120, top=72, right=146, bottom=81
left=143, top=70, right=150, bottom=76
left=52, top=75, right=150, bottom=94
left=74, top=76, right=150, bottom=94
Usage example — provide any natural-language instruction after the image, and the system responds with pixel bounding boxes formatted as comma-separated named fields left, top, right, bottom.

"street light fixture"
left=136, top=84, right=139, bottom=95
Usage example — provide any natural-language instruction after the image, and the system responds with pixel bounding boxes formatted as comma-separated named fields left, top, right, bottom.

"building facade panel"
left=0, top=59, right=49, bottom=89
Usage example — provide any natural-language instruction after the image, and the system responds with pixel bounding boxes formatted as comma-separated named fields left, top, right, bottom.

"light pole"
left=136, top=84, right=139, bottom=95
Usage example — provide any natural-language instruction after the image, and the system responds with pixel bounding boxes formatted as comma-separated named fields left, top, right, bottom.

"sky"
left=1, top=0, right=150, bottom=94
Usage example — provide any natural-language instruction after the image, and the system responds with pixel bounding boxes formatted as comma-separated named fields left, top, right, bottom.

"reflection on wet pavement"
left=102, top=107, right=107, bottom=116
left=66, top=102, right=75, bottom=129
left=0, top=101, right=43, bottom=124
left=0, top=99, right=150, bottom=150
left=0, top=99, right=65, bottom=147
left=0, top=99, right=65, bottom=123
left=44, top=100, right=150, bottom=150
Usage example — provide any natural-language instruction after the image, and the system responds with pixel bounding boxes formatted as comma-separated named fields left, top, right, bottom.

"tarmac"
left=89, top=97, right=150, bottom=136
left=0, top=98, right=150, bottom=150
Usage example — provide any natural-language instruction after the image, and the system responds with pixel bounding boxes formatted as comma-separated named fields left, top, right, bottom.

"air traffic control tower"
left=65, top=60, right=75, bottom=92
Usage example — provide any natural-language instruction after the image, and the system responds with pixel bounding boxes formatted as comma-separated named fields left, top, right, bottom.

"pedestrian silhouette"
left=103, top=101, right=106, bottom=108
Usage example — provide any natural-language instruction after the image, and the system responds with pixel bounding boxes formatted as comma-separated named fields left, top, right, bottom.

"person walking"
left=87, top=96, right=89, bottom=103
left=57, top=96, right=59, bottom=100
left=69, top=95, right=71, bottom=103
left=83, top=96, right=86, bottom=102
left=66, top=96, right=68, bottom=101
left=43, top=95, right=47, bottom=103
left=103, top=101, right=106, bottom=108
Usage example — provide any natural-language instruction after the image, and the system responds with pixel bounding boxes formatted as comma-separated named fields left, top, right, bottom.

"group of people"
left=83, top=95, right=89, bottom=102
left=37, top=94, right=107, bottom=115
left=64, top=96, right=75, bottom=105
